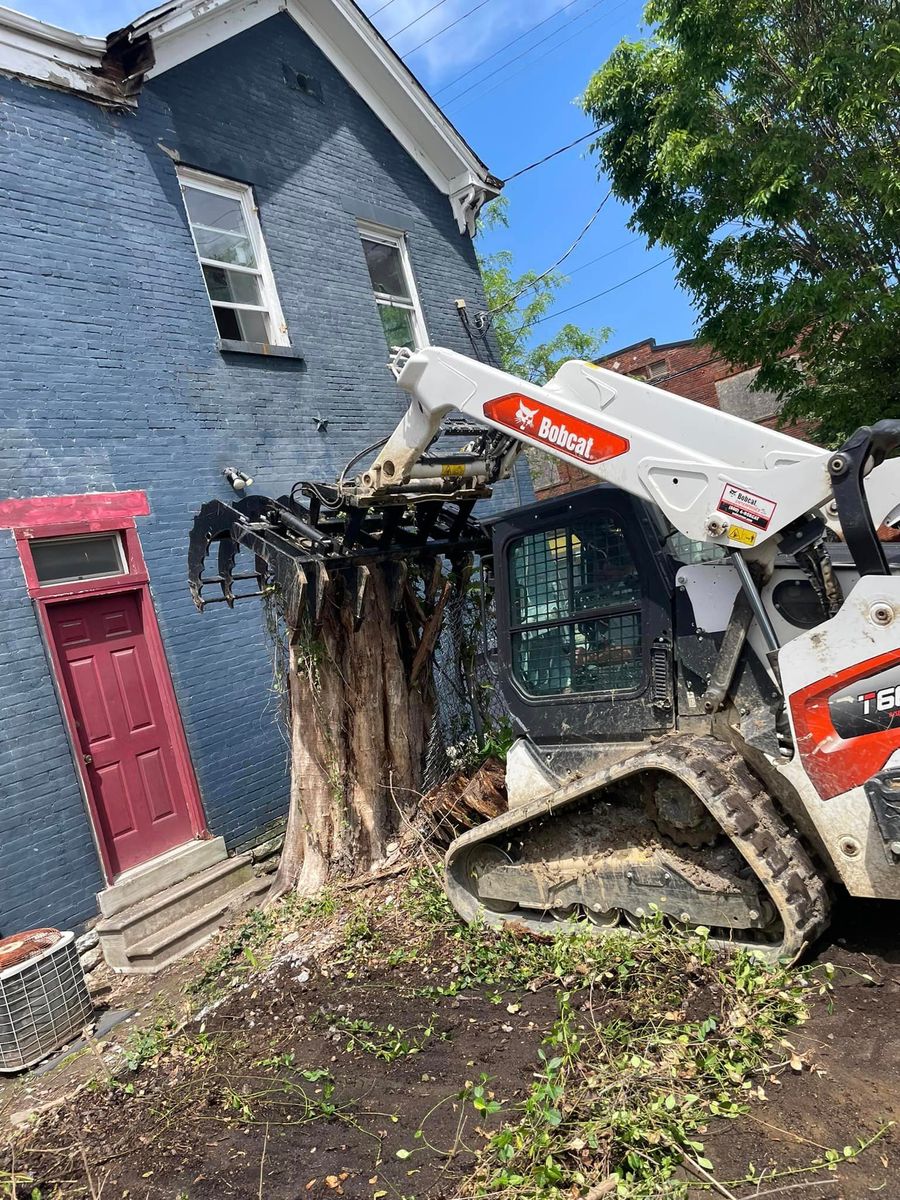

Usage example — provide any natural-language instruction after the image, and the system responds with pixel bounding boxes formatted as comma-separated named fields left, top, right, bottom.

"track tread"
left=445, top=735, right=831, bottom=961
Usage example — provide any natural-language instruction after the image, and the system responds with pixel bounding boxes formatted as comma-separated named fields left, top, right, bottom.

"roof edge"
left=0, top=0, right=501, bottom=233
left=0, top=4, right=123, bottom=102
left=596, top=334, right=700, bottom=362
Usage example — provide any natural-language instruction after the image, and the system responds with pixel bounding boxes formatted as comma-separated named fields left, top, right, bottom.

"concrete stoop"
left=96, top=838, right=269, bottom=974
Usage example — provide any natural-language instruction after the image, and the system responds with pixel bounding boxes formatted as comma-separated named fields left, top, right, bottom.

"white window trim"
left=30, top=532, right=128, bottom=587
left=177, top=166, right=290, bottom=347
left=358, top=220, right=429, bottom=351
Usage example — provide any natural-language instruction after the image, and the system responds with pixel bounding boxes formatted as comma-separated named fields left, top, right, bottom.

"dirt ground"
left=2, top=881, right=899, bottom=1200
left=694, top=898, right=900, bottom=1199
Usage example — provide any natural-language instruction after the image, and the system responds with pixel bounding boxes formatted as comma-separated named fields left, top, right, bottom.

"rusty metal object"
left=0, top=928, right=62, bottom=971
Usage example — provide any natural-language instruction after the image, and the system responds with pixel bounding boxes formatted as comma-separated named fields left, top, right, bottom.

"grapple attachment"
left=187, top=486, right=489, bottom=630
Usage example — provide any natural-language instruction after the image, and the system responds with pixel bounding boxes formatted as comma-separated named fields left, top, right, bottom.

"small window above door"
left=30, top=533, right=127, bottom=586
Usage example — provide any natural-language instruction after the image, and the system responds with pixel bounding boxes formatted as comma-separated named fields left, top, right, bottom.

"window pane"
left=203, top=265, right=263, bottom=306
left=377, top=303, right=415, bottom=350
left=236, top=308, right=270, bottom=343
left=362, top=238, right=411, bottom=300
left=213, top=306, right=242, bottom=340
left=31, top=535, right=124, bottom=585
left=183, top=186, right=244, bottom=234
left=193, top=226, right=256, bottom=268
left=509, top=516, right=640, bottom=626
left=512, top=613, right=642, bottom=696
left=212, top=306, right=270, bottom=343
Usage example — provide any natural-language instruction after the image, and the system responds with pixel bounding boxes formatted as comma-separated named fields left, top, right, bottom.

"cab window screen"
left=508, top=515, right=643, bottom=696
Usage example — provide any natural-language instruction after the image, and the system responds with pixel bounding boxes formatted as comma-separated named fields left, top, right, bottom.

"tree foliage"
left=584, top=0, right=900, bottom=443
left=477, top=199, right=609, bottom=384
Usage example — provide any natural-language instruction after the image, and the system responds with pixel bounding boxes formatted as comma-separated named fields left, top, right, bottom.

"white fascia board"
left=135, top=0, right=500, bottom=231
left=0, top=5, right=117, bottom=100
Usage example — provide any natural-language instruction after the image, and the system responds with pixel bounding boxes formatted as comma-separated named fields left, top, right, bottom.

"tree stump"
left=271, top=565, right=443, bottom=896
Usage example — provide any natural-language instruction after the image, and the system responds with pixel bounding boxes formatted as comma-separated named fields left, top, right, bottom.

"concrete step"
left=123, top=875, right=270, bottom=974
left=97, top=854, right=255, bottom=967
left=98, top=838, right=227, bottom=918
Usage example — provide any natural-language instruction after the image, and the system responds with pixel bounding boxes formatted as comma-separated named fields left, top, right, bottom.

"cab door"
left=491, top=484, right=673, bottom=745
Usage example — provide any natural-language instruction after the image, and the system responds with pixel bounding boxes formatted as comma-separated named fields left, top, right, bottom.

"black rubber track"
left=445, top=735, right=831, bottom=961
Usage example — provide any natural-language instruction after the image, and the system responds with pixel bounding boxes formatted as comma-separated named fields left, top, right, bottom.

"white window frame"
left=30, top=532, right=128, bottom=587
left=177, top=166, right=290, bottom=347
left=358, top=221, right=429, bottom=351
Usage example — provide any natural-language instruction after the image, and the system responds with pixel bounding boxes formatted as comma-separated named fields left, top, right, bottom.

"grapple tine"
left=354, top=564, right=371, bottom=631
left=314, top=563, right=329, bottom=622
left=217, top=536, right=239, bottom=607
left=188, top=499, right=244, bottom=612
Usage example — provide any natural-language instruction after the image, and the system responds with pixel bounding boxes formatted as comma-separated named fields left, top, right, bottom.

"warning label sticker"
left=717, top=483, right=777, bottom=531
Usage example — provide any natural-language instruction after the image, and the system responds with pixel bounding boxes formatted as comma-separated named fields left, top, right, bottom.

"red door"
left=48, top=591, right=196, bottom=877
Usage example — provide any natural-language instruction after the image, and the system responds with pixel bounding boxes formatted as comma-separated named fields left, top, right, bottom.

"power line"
left=512, top=255, right=675, bottom=334
left=368, top=0, right=403, bottom=17
left=481, top=192, right=612, bottom=319
left=503, top=127, right=604, bottom=184
left=441, top=0, right=609, bottom=105
left=567, top=235, right=642, bottom=275
left=401, top=0, right=497, bottom=58
left=433, top=0, right=597, bottom=98
left=447, top=0, right=630, bottom=112
left=386, top=0, right=454, bottom=42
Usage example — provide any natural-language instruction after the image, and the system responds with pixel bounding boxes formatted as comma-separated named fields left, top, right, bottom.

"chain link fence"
left=422, top=575, right=509, bottom=794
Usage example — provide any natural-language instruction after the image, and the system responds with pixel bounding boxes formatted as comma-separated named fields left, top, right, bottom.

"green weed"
left=320, top=1011, right=444, bottom=1062
left=464, top=922, right=813, bottom=1199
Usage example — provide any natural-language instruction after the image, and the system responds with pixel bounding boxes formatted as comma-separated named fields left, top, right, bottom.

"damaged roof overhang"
left=0, top=0, right=502, bottom=234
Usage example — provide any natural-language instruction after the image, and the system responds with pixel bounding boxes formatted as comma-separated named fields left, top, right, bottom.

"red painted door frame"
left=0, top=492, right=208, bottom=883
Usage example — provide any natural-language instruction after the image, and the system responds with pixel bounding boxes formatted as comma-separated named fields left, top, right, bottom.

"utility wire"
left=434, top=0, right=601, bottom=98
left=480, top=192, right=612, bottom=321
left=503, top=126, right=604, bottom=184
left=386, top=0, right=455, bottom=42
left=448, top=0, right=629, bottom=112
left=369, top=0, right=405, bottom=16
left=510, top=255, right=675, bottom=334
left=401, top=0, right=497, bottom=58
left=568, top=235, right=642, bottom=275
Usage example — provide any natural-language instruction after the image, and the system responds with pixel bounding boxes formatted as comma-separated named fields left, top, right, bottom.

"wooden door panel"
left=48, top=591, right=196, bottom=876
left=110, top=646, right=155, bottom=733
left=68, top=655, right=115, bottom=747
left=136, top=748, right=179, bottom=823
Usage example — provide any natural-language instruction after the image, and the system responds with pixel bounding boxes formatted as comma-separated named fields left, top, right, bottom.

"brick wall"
left=0, top=12, right=523, bottom=935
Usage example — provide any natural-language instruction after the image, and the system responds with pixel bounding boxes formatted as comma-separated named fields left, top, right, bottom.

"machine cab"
left=489, top=485, right=675, bottom=748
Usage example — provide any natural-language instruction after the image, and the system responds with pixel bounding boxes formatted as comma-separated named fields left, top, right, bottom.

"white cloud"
left=372, top=0, right=573, bottom=82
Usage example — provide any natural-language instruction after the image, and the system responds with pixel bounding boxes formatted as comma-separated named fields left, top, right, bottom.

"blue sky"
left=14, top=0, right=696, bottom=357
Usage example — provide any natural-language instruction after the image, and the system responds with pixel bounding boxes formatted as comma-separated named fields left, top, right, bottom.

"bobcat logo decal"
left=515, top=401, right=539, bottom=430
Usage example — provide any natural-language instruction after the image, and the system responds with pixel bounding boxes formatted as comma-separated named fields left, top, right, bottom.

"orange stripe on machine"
left=482, top=394, right=630, bottom=465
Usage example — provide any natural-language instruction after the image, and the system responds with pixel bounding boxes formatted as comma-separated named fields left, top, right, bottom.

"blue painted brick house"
left=0, top=0, right=513, bottom=968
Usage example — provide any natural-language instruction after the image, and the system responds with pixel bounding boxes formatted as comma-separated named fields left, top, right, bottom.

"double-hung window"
left=359, top=222, right=428, bottom=351
left=177, top=167, right=289, bottom=347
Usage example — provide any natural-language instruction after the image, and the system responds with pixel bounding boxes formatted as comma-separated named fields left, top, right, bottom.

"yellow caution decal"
left=728, top=524, right=757, bottom=547
left=441, top=463, right=466, bottom=478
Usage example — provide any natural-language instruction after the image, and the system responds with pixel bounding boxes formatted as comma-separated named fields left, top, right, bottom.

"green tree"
left=584, top=0, right=900, bottom=444
left=477, top=198, right=609, bottom=384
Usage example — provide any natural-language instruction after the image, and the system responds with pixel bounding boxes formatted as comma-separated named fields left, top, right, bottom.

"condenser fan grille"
left=0, top=931, right=93, bottom=1072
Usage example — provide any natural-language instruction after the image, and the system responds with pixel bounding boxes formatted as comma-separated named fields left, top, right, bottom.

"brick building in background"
left=533, top=336, right=798, bottom=499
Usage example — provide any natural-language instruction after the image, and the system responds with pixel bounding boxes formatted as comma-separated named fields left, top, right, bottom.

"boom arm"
left=356, top=346, right=894, bottom=554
